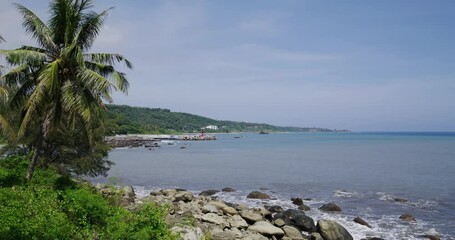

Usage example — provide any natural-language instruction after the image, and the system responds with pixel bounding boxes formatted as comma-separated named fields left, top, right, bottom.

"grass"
left=0, top=155, right=177, bottom=240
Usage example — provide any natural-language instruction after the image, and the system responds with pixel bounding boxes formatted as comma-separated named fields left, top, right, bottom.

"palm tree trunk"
left=26, top=139, right=43, bottom=181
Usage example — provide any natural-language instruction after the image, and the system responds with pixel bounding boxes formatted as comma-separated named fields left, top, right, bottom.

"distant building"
left=203, top=125, right=218, bottom=130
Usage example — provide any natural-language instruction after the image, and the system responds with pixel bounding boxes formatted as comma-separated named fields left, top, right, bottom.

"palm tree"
left=0, top=0, right=132, bottom=180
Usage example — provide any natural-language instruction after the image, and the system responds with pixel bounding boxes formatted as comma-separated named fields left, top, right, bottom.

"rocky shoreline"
left=94, top=185, right=442, bottom=240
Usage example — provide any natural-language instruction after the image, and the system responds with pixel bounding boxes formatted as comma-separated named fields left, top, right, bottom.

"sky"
left=1, top=0, right=454, bottom=131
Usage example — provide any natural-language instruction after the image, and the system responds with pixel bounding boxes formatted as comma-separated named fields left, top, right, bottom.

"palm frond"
left=0, top=49, right=47, bottom=66
left=76, top=8, right=112, bottom=50
left=14, top=3, right=57, bottom=51
left=84, top=53, right=133, bottom=69
left=0, top=35, right=5, bottom=43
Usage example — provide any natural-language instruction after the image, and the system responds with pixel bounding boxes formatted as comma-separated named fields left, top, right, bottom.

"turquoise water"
left=96, top=132, right=455, bottom=239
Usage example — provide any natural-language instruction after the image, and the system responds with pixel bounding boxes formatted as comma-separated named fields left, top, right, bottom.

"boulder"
left=283, top=225, right=305, bottom=240
left=291, top=197, right=304, bottom=206
left=202, top=204, right=219, bottom=214
left=298, top=204, right=311, bottom=211
left=310, top=232, right=324, bottom=240
left=265, top=205, right=284, bottom=213
left=222, top=206, right=238, bottom=215
left=212, top=230, right=236, bottom=240
left=170, top=225, right=204, bottom=240
left=353, top=217, right=371, bottom=228
left=274, top=218, right=286, bottom=227
left=161, top=188, right=178, bottom=197
left=175, top=191, right=194, bottom=202
left=199, top=189, right=220, bottom=196
left=317, top=220, right=353, bottom=240
left=247, top=191, right=270, bottom=199
left=319, top=203, right=342, bottom=212
left=208, top=201, right=229, bottom=210
left=394, top=197, right=408, bottom=203
left=240, top=210, right=263, bottom=224
left=274, top=209, right=316, bottom=233
left=419, top=234, right=441, bottom=240
left=399, top=213, right=416, bottom=222
left=199, top=213, right=229, bottom=227
left=228, top=215, right=249, bottom=229
left=249, top=221, right=285, bottom=237
left=222, top=187, right=237, bottom=192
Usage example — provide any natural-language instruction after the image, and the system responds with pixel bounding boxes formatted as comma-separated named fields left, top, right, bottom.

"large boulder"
left=199, top=213, right=229, bottom=228
left=247, top=191, right=270, bottom=199
left=310, top=232, right=324, bottom=240
left=249, top=221, right=285, bottom=237
left=174, top=191, right=194, bottom=202
left=202, top=204, right=219, bottom=214
left=353, top=217, right=371, bottom=228
left=317, top=220, right=353, bottom=240
left=274, top=209, right=316, bottom=233
left=265, top=205, right=284, bottom=213
left=319, top=203, right=342, bottom=212
left=291, top=197, right=304, bottom=206
left=282, top=225, right=305, bottom=240
left=199, top=189, right=220, bottom=196
left=222, top=187, right=237, bottom=192
left=212, top=230, right=236, bottom=240
left=240, top=210, right=263, bottom=224
left=228, top=215, right=249, bottom=229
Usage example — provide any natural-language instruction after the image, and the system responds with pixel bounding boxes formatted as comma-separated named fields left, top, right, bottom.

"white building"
left=203, top=125, right=218, bottom=130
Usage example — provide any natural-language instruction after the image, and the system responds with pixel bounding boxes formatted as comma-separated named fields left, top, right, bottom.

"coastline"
left=95, top=185, right=442, bottom=240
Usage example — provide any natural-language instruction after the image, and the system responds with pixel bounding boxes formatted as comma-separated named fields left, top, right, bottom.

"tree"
left=0, top=0, right=132, bottom=180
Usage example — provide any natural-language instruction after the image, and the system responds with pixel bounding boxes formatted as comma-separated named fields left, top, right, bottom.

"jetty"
left=106, top=134, right=216, bottom=148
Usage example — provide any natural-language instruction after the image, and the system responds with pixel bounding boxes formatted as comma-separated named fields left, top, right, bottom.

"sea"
left=93, top=132, right=455, bottom=239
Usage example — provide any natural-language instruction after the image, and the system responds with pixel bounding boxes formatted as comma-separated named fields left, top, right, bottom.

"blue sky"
left=1, top=0, right=454, bottom=131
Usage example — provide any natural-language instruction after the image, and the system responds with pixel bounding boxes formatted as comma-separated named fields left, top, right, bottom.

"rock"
left=257, top=207, right=272, bottom=219
left=240, top=232, right=269, bottom=240
left=222, top=206, right=238, bottom=215
left=283, top=225, right=305, bottom=240
left=161, top=188, right=178, bottom=197
left=199, top=213, right=228, bottom=227
left=228, top=215, right=249, bottom=229
left=394, top=197, right=408, bottom=203
left=298, top=204, right=311, bottom=211
left=274, top=218, right=286, bottom=227
left=399, top=213, right=416, bottom=222
left=317, top=220, right=353, bottom=240
left=274, top=209, right=316, bottom=233
left=353, top=217, right=371, bottom=228
left=310, top=232, right=324, bottom=240
left=175, top=191, right=194, bottom=202
left=419, top=234, right=441, bottom=240
left=202, top=204, right=219, bottom=214
left=199, top=189, right=220, bottom=196
left=170, top=225, right=204, bottom=240
left=265, top=205, right=284, bottom=213
left=208, top=201, right=229, bottom=210
left=121, top=186, right=135, bottom=198
left=222, top=187, right=236, bottom=192
left=240, top=210, right=263, bottom=224
left=212, top=231, right=236, bottom=240
left=150, top=191, right=161, bottom=196
left=247, top=191, right=270, bottom=199
left=319, top=203, right=342, bottom=212
left=360, top=238, right=385, bottom=240
left=291, top=197, right=304, bottom=206
left=249, top=221, right=285, bottom=237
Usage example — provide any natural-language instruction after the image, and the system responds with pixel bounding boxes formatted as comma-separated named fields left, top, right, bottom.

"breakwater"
left=106, top=134, right=216, bottom=148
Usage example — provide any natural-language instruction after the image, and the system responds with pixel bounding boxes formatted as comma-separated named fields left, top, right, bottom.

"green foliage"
left=0, top=155, right=175, bottom=240
left=105, top=104, right=338, bottom=134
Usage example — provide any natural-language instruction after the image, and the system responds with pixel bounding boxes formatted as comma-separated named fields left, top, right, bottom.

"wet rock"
left=317, top=220, right=353, bottom=240
left=199, top=189, right=220, bottom=196
left=298, top=204, right=311, bottom=211
left=360, top=238, right=385, bottom=240
left=399, top=213, right=416, bottom=222
left=249, top=221, right=285, bottom=237
left=265, top=205, right=284, bottom=213
left=283, top=225, right=305, bottom=240
left=319, top=202, right=342, bottom=212
left=274, top=209, right=316, bottom=233
left=240, top=210, right=263, bottom=224
left=247, top=191, right=271, bottom=199
left=353, top=217, right=371, bottom=228
left=394, top=197, right=408, bottom=203
left=222, top=187, right=236, bottom=192
left=419, top=234, right=441, bottom=240
left=291, top=197, right=304, bottom=206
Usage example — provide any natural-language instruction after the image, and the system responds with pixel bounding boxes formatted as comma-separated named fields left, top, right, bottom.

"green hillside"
left=104, top=104, right=340, bottom=135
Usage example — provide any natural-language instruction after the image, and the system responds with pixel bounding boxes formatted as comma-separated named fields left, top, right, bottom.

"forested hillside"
left=104, top=104, right=340, bottom=134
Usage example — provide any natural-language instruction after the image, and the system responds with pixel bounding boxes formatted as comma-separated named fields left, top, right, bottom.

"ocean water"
left=94, top=132, right=455, bottom=239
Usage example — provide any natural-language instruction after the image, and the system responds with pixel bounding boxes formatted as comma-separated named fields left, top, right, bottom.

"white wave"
left=334, top=189, right=360, bottom=198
